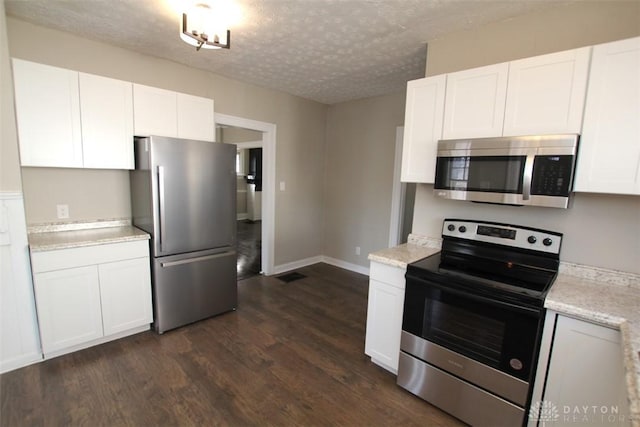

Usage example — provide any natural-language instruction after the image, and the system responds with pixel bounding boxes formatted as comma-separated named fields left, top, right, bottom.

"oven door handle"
left=406, top=276, right=540, bottom=316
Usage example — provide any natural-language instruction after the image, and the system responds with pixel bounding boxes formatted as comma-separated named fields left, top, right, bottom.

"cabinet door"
left=12, top=59, right=82, bottom=168
left=401, top=75, right=446, bottom=183
left=79, top=73, right=134, bottom=169
left=177, top=93, right=215, bottom=142
left=542, top=315, right=629, bottom=426
left=33, top=266, right=103, bottom=354
left=364, top=278, right=405, bottom=373
left=575, top=37, right=640, bottom=195
left=503, top=47, right=591, bottom=136
left=98, top=257, right=152, bottom=336
left=443, top=62, right=509, bottom=139
left=133, top=84, right=178, bottom=137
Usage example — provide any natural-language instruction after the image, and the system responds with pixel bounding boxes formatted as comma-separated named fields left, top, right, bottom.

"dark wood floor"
left=0, top=263, right=464, bottom=426
left=237, top=220, right=261, bottom=281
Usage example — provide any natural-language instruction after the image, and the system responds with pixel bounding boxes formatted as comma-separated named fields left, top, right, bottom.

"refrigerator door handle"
left=160, top=251, right=236, bottom=268
left=158, top=165, right=167, bottom=252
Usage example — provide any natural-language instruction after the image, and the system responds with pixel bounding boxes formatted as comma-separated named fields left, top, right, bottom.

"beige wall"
left=415, top=1, right=640, bottom=273
left=219, top=127, right=263, bottom=143
left=0, top=3, right=21, bottom=192
left=324, top=91, right=406, bottom=267
left=426, top=1, right=640, bottom=76
left=7, top=17, right=327, bottom=267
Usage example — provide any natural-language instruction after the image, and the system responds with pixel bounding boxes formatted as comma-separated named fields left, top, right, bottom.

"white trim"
left=272, top=256, right=324, bottom=275
left=232, top=140, right=263, bottom=150
left=0, top=352, right=43, bottom=375
left=0, top=191, right=23, bottom=200
left=272, top=255, right=370, bottom=277
left=388, top=126, right=406, bottom=247
left=236, top=213, right=248, bottom=221
left=215, top=113, right=276, bottom=275
left=321, top=256, right=370, bottom=276
left=43, top=325, right=149, bottom=360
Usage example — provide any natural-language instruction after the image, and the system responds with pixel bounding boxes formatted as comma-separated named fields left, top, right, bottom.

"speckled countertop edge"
left=28, top=219, right=150, bottom=252
left=367, top=234, right=442, bottom=268
left=28, top=218, right=132, bottom=233
left=370, top=234, right=640, bottom=425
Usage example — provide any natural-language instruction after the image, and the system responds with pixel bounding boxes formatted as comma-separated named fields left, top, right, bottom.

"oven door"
left=402, top=274, right=542, bottom=383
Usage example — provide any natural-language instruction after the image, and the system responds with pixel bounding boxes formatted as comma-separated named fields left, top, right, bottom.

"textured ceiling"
left=5, top=0, right=574, bottom=104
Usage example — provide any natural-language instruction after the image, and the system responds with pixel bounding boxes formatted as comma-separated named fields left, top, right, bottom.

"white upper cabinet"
left=133, top=84, right=179, bottom=138
left=575, top=37, right=640, bottom=195
left=12, top=59, right=83, bottom=168
left=12, top=59, right=135, bottom=169
left=442, top=62, right=509, bottom=139
left=177, top=93, right=215, bottom=142
left=133, top=84, right=215, bottom=142
left=401, top=75, right=446, bottom=183
left=79, top=73, right=134, bottom=169
left=503, top=47, right=591, bottom=136
left=441, top=47, right=590, bottom=141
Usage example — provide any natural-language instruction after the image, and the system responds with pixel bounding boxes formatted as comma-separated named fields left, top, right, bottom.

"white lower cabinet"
left=365, top=261, right=406, bottom=374
left=31, top=240, right=152, bottom=358
left=531, top=311, right=630, bottom=426
left=35, top=266, right=103, bottom=353
left=99, top=258, right=152, bottom=336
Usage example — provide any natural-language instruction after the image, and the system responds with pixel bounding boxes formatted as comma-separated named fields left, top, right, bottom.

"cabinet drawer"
left=369, top=261, right=406, bottom=288
left=31, top=240, right=149, bottom=273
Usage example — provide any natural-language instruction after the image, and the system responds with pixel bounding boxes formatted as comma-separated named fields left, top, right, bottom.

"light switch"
left=279, top=181, right=286, bottom=191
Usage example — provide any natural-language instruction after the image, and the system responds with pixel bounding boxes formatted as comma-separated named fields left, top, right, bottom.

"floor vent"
left=276, top=272, right=306, bottom=283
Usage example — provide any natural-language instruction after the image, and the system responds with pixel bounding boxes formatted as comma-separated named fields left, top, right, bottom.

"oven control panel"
left=442, top=219, right=562, bottom=254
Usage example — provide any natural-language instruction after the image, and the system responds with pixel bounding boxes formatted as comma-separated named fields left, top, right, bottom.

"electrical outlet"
left=56, top=204, right=69, bottom=219
left=355, top=246, right=361, bottom=256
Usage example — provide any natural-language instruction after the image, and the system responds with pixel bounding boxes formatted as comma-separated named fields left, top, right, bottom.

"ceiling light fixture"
left=180, top=3, right=230, bottom=51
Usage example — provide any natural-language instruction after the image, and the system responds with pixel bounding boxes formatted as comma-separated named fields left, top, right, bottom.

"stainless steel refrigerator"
left=130, top=135, right=237, bottom=334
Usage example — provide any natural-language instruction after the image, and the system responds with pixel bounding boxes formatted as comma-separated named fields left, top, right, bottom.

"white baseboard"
left=236, top=213, right=248, bottom=221
left=321, top=256, right=370, bottom=276
left=0, top=352, right=43, bottom=375
left=272, top=255, right=370, bottom=277
left=271, top=256, right=324, bottom=275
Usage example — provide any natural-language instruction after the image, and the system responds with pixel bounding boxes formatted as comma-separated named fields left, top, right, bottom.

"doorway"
left=215, top=113, right=276, bottom=277
left=389, top=126, right=415, bottom=246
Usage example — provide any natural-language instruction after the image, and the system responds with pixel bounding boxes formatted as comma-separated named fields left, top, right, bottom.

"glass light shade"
left=180, top=3, right=230, bottom=50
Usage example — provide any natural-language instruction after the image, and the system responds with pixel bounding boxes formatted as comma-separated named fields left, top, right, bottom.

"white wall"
left=0, top=2, right=21, bottom=192
left=415, top=0, right=640, bottom=273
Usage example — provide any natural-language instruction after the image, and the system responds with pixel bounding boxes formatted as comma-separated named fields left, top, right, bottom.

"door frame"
left=215, top=113, right=276, bottom=276
left=389, top=126, right=406, bottom=247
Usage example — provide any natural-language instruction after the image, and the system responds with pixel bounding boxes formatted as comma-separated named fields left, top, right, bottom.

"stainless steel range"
left=397, top=219, right=562, bottom=427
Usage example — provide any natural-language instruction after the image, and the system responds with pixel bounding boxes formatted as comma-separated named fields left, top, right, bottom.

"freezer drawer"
left=152, top=249, right=237, bottom=333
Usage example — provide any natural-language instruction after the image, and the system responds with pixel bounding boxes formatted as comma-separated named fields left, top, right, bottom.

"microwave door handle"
left=522, top=153, right=535, bottom=201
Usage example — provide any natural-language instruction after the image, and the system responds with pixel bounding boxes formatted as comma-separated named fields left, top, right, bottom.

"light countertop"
left=367, top=233, right=442, bottom=268
left=28, top=220, right=150, bottom=252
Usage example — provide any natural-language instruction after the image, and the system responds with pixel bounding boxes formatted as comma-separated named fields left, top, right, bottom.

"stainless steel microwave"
left=434, top=134, right=579, bottom=208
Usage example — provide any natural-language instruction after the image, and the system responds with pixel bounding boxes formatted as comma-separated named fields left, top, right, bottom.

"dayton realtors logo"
left=529, top=401, right=627, bottom=424
left=529, top=401, right=560, bottom=426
